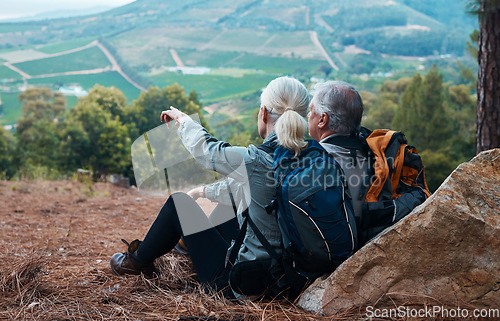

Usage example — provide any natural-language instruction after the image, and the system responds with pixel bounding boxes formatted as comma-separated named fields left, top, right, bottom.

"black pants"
left=135, top=192, right=239, bottom=291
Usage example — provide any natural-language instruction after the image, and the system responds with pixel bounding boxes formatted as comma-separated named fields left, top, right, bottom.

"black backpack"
left=225, top=140, right=357, bottom=300
left=324, top=128, right=431, bottom=247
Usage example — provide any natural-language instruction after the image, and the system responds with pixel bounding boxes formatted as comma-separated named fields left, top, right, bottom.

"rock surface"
left=298, top=149, right=500, bottom=315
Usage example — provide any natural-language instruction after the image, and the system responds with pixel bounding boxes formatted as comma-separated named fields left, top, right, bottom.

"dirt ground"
left=0, top=180, right=344, bottom=321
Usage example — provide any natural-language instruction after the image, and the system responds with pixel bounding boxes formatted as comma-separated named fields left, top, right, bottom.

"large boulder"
left=298, top=149, right=500, bottom=315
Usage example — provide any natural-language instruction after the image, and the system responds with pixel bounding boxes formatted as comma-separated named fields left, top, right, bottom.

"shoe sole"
left=110, top=261, right=121, bottom=276
left=110, top=259, right=157, bottom=278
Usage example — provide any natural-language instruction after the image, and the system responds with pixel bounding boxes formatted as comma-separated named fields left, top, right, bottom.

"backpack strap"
left=222, top=190, right=285, bottom=291
left=221, top=192, right=249, bottom=285
left=246, top=211, right=310, bottom=298
left=222, top=210, right=290, bottom=297
left=246, top=213, right=281, bottom=261
left=224, top=214, right=249, bottom=271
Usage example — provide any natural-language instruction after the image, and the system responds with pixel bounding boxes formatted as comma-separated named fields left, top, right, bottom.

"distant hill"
left=0, top=0, right=477, bottom=127
left=0, top=0, right=476, bottom=56
left=0, top=6, right=113, bottom=23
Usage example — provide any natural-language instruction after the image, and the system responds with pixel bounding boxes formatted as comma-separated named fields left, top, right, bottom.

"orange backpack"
left=365, top=129, right=430, bottom=200
left=324, top=128, right=431, bottom=247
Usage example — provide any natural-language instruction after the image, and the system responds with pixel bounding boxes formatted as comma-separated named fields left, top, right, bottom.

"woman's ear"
left=261, top=106, right=269, bottom=123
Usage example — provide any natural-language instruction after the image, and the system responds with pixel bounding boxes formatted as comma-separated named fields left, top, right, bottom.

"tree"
left=363, top=92, right=398, bottom=130
left=393, top=66, right=453, bottom=151
left=447, top=84, right=476, bottom=158
left=470, top=0, right=500, bottom=153
left=95, top=118, right=130, bottom=175
left=64, top=87, right=130, bottom=177
left=78, top=85, right=128, bottom=120
left=319, top=64, right=333, bottom=78
left=391, top=66, right=462, bottom=191
left=215, top=118, right=245, bottom=142
left=125, top=83, right=208, bottom=139
left=15, top=88, right=66, bottom=171
left=362, top=78, right=412, bottom=130
left=17, top=87, right=65, bottom=122
left=57, top=118, right=90, bottom=173
left=466, top=29, right=479, bottom=58
left=0, top=126, right=15, bottom=178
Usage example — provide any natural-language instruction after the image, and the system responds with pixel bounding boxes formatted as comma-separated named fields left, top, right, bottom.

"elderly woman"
left=110, top=77, right=310, bottom=298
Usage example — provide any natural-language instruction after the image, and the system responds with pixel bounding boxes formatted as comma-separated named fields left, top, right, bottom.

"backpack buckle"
left=265, top=200, right=278, bottom=214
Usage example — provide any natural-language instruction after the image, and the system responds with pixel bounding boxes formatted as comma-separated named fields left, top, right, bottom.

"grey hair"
left=311, top=81, right=363, bottom=135
left=261, top=77, right=310, bottom=155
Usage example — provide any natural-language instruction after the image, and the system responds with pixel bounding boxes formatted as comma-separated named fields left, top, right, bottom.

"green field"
left=225, top=53, right=327, bottom=74
left=151, top=72, right=275, bottom=102
left=333, top=51, right=427, bottom=81
left=0, top=93, right=22, bottom=125
left=1, top=92, right=86, bottom=126
left=0, top=70, right=139, bottom=126
left=266, top=32, right=312, bottom=49
left=111, top=28, right=318, bottom=61
left=176, top=48, right=327, bottom=74
left=111, top=27, right=220, bottom=51
left=175, top=8, right=230, bottom=21
left=12, top=46, right=111, bottom=76
left=121, top=47, right=177, bottom=69
left=27, top=71, right=141, bottom=103
left=162, top=28, right=222, bottom=44
left=37, top=38, right=97, bottom=54
left=110, top=28, right=223, bottom=67
left=0, top=23, right=40, bottom=33
left=176, top=49, right=241, bottom=68
left=0, top=65, right=23, bottom=80
left=205, top=29, right=272, bottom=51
left=250, top=7, right=306, bottom=27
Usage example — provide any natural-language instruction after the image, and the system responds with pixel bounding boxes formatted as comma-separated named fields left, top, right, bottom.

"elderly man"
left=307, top=81, right=370, bottom=224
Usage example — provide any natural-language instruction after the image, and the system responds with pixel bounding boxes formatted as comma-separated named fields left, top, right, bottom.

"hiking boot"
left=110, top=239, right=156, bottom=277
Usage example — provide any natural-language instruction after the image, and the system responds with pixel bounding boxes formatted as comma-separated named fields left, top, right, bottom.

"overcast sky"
left=0, top=0, right=136, bottom=20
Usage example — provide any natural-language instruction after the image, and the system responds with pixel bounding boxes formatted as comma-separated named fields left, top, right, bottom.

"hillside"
left=0, top=0, right=477, bottom=127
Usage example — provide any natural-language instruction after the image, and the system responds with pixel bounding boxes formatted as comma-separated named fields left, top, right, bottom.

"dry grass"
left=0, top=181, right=483, bottom=320
left=0, top=251, right=361, bottom=321
left=0, top=180, right=360, bottom=320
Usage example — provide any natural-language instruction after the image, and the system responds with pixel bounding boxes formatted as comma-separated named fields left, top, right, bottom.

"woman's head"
left=259, top=77, right=310, bottom=155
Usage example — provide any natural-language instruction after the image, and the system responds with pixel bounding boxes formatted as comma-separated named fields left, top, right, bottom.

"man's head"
left=308, top=81, right=363, bottom=141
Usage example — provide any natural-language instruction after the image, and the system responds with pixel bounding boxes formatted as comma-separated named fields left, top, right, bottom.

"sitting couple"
left=110, top=77, right=367, bottom=298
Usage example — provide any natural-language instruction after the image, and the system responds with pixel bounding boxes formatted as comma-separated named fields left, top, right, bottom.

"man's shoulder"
left=320, top=140, right=352, bottom=156
left=321, top=140, right=370, bottom=171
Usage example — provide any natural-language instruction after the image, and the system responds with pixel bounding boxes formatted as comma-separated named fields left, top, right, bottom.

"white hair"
left=261, top=77, right=310, bottom=155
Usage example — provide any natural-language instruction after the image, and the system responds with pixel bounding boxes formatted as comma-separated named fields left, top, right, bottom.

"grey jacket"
left=177, top=118, right=281, bottom=264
